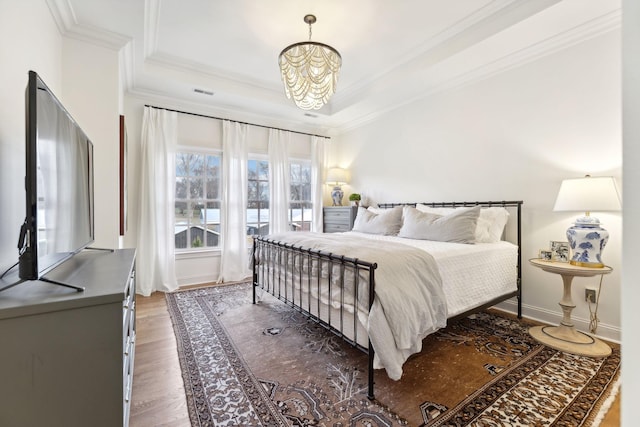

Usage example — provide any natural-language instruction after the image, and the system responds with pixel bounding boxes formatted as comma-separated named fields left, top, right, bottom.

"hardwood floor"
left=129, top=288, right=620, bottom=426
left=130, top=291, right=191, bottom=427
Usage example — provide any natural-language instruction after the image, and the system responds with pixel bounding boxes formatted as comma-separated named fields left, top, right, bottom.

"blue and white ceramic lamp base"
left=566, top=216, right=609, bottom=268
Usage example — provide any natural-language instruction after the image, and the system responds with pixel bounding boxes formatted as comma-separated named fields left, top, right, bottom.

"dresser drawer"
left=323, top=206, right=357, bottom=233
left=324, top=209, right=353, bottom=222
left=324, top=223, right=351, bottom=233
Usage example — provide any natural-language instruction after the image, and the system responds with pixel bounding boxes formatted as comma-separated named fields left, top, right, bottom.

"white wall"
left=332, top=30, right=622, bottom=341
left=62, top=38, right=121, bottom=249
left=622, top=0, right=639, bottom=423
left=0, top=2, right=63, bottom=273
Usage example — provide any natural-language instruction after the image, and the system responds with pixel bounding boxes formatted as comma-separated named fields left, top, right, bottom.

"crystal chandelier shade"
left=278, top=15, right=342, bottom=111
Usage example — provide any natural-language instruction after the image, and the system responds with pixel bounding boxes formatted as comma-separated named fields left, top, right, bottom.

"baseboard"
left=178, top=273, right=219, bottom=287
left=494, top=299, right=621, bottom=344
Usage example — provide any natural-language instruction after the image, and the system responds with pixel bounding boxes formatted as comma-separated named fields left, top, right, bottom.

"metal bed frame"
left=252, top=200, right=523, bottom=400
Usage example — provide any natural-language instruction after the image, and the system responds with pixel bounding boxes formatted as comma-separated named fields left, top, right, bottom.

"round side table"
left=528, top=258, right=612, bottom=357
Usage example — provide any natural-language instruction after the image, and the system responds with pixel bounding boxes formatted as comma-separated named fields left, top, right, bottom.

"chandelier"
left=278, top=14, right=342, bottom=110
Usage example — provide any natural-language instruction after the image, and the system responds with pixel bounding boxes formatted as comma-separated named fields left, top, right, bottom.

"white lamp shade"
left=553, top=176, right=621, bottom=212
left=326, top=168, right=348, bottom=185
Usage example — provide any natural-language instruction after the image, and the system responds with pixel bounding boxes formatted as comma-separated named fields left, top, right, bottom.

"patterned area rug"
left=165, top=283, right=620, bottom=426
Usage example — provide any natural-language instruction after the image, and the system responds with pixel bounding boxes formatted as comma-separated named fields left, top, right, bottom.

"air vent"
left=193, top=88, right=214, bottom=96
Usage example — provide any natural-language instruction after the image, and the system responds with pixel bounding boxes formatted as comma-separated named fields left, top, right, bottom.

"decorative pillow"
left=476, top=207, right=510, bottom=243
left=416, top=204, right=509, bottom=243
left=352, top=206, right=403, bottom=235
left=398, top=205, right=481, bottom=243
left=366, top=206, right=386, bottom=215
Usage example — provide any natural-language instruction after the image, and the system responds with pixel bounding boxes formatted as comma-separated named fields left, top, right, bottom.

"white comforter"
left=260, top=232, right=448, bottom=380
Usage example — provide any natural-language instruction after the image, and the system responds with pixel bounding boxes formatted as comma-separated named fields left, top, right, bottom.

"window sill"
left=176, top=248, right=221, bottom=260
left=175, top=246, right=253, bottom=260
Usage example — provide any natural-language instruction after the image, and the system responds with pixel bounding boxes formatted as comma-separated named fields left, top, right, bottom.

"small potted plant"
left=349, top=193, right=361, bottom=207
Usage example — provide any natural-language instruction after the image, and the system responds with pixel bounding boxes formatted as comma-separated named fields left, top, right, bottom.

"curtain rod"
left=144, top=104, right=330, bottom=139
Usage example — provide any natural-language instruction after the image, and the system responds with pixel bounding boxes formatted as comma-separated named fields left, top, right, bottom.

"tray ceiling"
left=49, top=0, right=620, bottom=133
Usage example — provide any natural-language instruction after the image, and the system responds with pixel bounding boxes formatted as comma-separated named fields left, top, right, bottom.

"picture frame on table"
left=539, top=250, right=553, bottom=261
left=550, top=240, right=570, bottom=262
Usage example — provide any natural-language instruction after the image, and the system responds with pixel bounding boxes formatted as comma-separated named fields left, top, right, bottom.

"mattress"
left=344, top=231, right=518, bottom=317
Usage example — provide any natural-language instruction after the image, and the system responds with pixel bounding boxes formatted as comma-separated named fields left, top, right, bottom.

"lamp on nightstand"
left=553, top=175, right=621, bottom=267
left=326, top=168, right=348, bottom=206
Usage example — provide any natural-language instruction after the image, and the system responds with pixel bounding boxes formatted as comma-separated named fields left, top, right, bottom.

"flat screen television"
left=18, top=70, right=94, bottom=285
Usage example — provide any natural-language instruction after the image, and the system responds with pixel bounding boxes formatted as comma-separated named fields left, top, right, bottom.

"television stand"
left=0, top=279, right=24, bottom=293
left=40, top=276, right=85, bottom=292
left=0, top=248, right=136, bottom=427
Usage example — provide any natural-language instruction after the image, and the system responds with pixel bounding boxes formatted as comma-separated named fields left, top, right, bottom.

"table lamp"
left=326, top=168, right=348, bottom=206
left=553, top=175, right=621, bottom=267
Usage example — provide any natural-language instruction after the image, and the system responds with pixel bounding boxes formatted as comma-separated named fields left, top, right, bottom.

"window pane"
left=290, top=163, right=301, bottom=182
left=302, top=183, right=311, bottom=200
left=176, top=153, right=190, bottom=177
left=301, top=165, right=310, bottom=182
left=258, top=182, right=269, bottom=201
left=290, top=183, right=300, bottom=201
left=176, top=176, right=187, bottom=199
left=189, top=176, right=203, bottom=198
left=258, top=160, right=269, bottom=180
left=248, top=159, right=257, bottom=176
left=204, top=201, right=220, bottom=247
left=247, top=181, right=258, bottom=201
left=206, top=155, right=220, bottom=199
left=289, top=161, right=312, bottom=232
left=174, top=201, right=188, bottom=249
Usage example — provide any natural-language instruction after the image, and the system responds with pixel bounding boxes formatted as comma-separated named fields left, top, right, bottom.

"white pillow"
left=476, top=207, right=510, bottom=243
left=366, top=206, right=386, bottom=215
left=398, top=205, right=480, bottom=243
left=416, top=204, right=509, bottom=243
left=415, top=204, right=457, bottom=215
left=353, top=206, right=403, bottom=235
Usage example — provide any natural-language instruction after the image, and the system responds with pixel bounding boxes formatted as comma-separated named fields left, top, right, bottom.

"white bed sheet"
left=344, top=231, right=518, bottom=317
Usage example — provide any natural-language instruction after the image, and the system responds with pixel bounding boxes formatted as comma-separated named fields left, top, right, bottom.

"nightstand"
left=528, top=258, right=612, bottom=357
left=323, top=206, right=357, bottom=233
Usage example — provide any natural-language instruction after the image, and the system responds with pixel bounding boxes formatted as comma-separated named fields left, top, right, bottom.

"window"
left=175, top=151, right=221, bottom=250
left=289, top=161, right=312, bottom=231
left=246, top=159, right=313, bottom=236
left=247, top=158, right=269, bottom=236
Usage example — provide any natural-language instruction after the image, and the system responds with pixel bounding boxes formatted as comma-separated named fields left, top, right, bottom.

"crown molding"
left=47, top=0, right=131, bottom=50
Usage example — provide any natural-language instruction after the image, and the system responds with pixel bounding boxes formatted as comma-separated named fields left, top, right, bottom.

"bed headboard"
left=376, top=200, right=523, bottom=247
left=377, top=200, right=524, bottom=316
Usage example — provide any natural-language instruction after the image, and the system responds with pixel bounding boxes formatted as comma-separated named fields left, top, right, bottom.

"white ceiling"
left=48, top=0, right=620, bottom=134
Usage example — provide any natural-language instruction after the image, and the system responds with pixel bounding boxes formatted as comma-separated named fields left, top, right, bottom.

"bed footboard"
left=252, top=236, right=378, bottom=400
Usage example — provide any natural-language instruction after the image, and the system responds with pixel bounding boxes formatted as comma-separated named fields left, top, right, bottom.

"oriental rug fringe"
left=166, top=283, right=620, bottom=426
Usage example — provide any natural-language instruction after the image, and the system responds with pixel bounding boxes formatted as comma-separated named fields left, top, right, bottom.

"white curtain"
left=310, top=136, right=326, bottom=232
left=218, top=120, right=249, bottom=282
left=137, top=107, right=178, bottom=296
left=268, top=129, right=291, bottom=234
